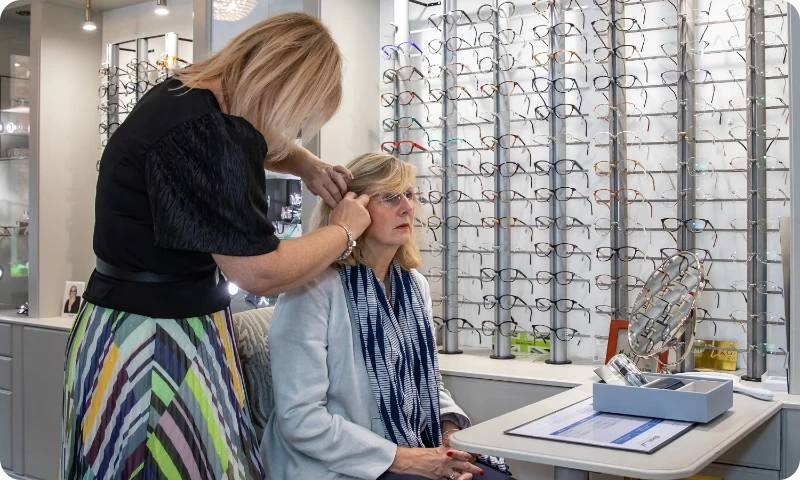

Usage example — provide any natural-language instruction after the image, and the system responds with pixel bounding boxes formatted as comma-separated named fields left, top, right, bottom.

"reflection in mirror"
left=628, top=252, right=705, bottom=366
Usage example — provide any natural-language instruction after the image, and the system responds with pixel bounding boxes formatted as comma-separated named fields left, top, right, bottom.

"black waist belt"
left=96, top=257, right=213, bottom=284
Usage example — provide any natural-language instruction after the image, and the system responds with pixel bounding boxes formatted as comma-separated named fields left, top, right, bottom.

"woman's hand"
left=302, top=160, right=354, bottom=208
left=388, top=446, right=483, bottom=480
left=329, top=192, right=371, bottom=239
left=443, top=423, right=478, bottom=463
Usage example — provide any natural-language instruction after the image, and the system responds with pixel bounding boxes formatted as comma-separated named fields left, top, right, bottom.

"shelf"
left=0, top=107, right=29, bottom=114
left=0, top=156, right=28, bottom=162
left=0, top=133, right=28, bottom=137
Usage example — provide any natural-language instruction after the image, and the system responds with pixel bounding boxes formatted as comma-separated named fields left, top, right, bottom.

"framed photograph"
left=61, top=281, right=85, bottom=318
left=605, top=320, right=668, bottom=373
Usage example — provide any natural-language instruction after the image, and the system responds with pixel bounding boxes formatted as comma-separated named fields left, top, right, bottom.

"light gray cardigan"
left=260, top=267, right=470, bottom=480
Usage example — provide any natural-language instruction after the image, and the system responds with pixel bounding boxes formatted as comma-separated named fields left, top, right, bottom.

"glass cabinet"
left=0, top=68, right=30, bottom=311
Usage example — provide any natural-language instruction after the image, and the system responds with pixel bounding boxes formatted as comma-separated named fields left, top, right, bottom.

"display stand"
left=438, top=0, right=464, bottom=355
left=546, top=0, right=570, bottom=365
left=675, top=0, right=698, bottom=373
left=743, top=0, right=770, bottom=382
left=490, top=0, right=514, bottom=360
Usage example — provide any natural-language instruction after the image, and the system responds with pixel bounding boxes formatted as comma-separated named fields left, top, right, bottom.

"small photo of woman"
left=61, top=281, right=85, bottom=317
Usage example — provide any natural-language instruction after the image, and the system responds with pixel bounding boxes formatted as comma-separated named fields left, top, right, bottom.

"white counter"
left=0, top=310, right=74, bottom=331
left=438, top=347, right=598, bottom=388
left=451, top=383, right=785, bottom=480
left=439, top=347, right=800, bottom=408
left=5, top=314, right=800, bottom=411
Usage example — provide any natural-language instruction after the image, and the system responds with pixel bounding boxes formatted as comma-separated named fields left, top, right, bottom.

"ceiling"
left=3, top=0, right=151, bottom=14
left=0, top=6, right=31, bottom=24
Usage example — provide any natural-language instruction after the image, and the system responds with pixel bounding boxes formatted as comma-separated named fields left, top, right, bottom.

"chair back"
left=232, top=307, right=275, bottom=438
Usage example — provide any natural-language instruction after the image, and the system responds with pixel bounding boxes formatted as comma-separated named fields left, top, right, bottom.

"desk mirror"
left=628, top=251, right=706, bottom=367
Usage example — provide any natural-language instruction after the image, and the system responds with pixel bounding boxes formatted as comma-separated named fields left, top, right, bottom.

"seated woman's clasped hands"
left=261, top=153, right=513, bottom=480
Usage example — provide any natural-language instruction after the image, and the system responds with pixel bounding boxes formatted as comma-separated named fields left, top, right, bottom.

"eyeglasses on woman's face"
left=371, top=189, right=417, bottom=209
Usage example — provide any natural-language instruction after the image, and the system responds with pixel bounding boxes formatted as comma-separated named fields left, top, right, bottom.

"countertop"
left=3, top=314, right=800, bottom=409
left=438, top=347, right=599, bottom=388
left=0, top=310, right=74, bottom=330
left=450, top=383, right=785, bottom=479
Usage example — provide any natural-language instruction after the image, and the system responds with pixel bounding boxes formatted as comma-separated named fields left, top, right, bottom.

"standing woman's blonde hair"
left=308, top=153, right=422, bottom=270
left=177, top=13, right=343, bottom=161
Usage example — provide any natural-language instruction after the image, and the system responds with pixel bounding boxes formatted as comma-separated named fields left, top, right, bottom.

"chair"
left=232, top=307, right=275, bottom=439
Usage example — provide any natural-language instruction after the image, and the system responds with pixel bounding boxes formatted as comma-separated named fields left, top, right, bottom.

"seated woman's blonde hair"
left=177, top=13, right=342, bottom=162
left=308, top=152, right=422, bottom=271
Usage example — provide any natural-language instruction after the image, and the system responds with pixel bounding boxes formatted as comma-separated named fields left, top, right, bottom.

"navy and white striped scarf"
left=339, top=262, right=443, bottom=448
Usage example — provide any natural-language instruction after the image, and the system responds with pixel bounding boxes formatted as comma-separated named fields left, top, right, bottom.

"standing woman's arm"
left=145, top=114, right=371, bottom=299
left=264, top=143, right=353, bottom=208
left=213, top=193, right=369, bottom=296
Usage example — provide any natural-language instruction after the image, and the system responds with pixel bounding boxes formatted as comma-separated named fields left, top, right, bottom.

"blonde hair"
left=308, top=152, right=422, bottom=271
left=177, top=13, right=342, bottom=161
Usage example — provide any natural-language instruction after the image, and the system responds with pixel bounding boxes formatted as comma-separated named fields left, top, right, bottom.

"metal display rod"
left=105, top=43, right=120, bottom=142
left=547, top=0, right=569, bottom=365
left=135, top=39, right=149, bottom=104
left=744, top=0, right=769, bottom=381
left=393, top=1, right=409, bottom=144
left=675, top=0, right=697, bottom=373
left=609, top=0, right=629, bottom=317
left=788, top=4, right=800, bottom=395
left=441, top=0, right=463, bottom=354
left=491, top=0, right=514, bottom=360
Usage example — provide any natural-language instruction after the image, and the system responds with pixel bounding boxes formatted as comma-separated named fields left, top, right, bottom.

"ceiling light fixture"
left=155, top=0, right=169, bottom=15
left=212, top=0, right=257, bottom=21
left=82, top=0, right=96, bottom=30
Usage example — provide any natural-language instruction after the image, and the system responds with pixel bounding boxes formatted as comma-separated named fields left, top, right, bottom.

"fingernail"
left=446, top=451, right=453, bottom=457
left=479, top=470, right=485, bottom=476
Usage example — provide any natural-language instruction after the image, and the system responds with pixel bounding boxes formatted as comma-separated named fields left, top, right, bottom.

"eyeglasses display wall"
left=97, top=33, right=192, bottom=171
left=380, top=0, right=790, bottom=378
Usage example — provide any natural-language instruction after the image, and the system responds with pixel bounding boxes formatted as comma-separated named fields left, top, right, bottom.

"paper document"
left=505, top=398, right=694, bottom=453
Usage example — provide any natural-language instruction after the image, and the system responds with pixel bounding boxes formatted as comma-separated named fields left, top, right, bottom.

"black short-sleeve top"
left=84, top=78, right=280, bottom=319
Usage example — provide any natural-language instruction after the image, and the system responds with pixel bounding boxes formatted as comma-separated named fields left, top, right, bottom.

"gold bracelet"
left=442, top=428, right=460, bottom=439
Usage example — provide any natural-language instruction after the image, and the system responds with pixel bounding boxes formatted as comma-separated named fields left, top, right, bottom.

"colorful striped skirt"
left=61, top=302, right=265, bottom=480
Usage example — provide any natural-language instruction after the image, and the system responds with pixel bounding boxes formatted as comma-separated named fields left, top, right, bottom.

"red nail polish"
left=479, top=470, right=485, bottom=476
left=446, top=451, right=453, bottom=457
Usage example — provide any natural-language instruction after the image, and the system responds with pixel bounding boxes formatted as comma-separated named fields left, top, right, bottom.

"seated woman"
left=261, top=153, right=514, bottom=480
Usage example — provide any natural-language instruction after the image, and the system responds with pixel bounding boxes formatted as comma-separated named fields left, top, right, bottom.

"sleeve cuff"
left=366, top=442, right=398, bottom=480
left=442, top=411, right=471, bottom=430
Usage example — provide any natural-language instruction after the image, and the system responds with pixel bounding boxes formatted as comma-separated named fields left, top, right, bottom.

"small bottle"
left=608, top=354, right=648, bottom=387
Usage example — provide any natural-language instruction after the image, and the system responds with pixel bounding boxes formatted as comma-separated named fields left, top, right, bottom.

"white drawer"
left=0, top=357, right=9, bottom=391
left=0, top=324, right=10, bottom=357
left=701, top=462, right=780, bottom=480
left=716, top=413, right=781, bottom=471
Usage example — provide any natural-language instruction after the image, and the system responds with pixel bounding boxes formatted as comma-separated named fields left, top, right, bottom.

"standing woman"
left=62, top=13, right=370, bottom=480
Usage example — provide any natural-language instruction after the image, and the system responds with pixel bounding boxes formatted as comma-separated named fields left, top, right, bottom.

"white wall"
left=29, top=1, right=102, bottom=317
left=319, top=0, right=380, bottom=166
